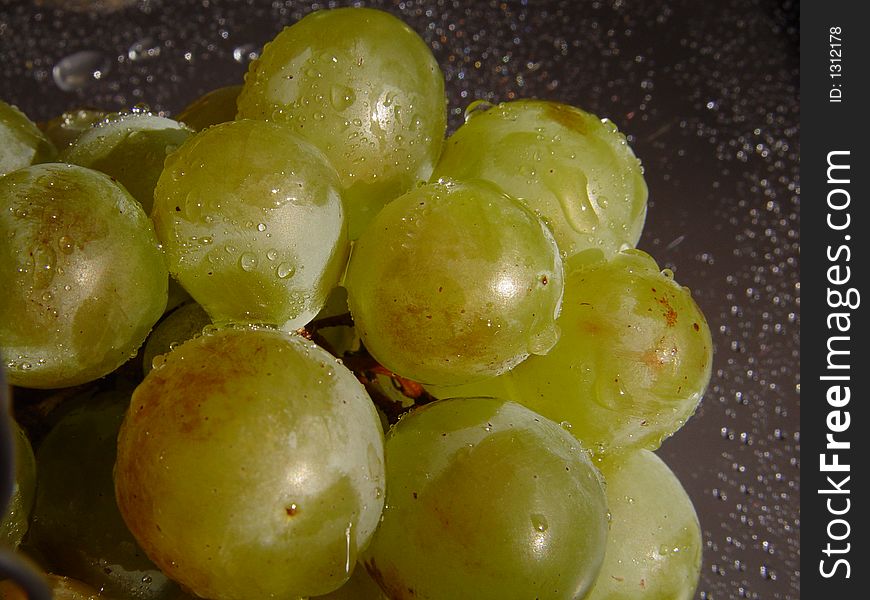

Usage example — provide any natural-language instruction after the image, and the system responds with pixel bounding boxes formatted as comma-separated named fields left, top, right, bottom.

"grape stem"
left=300, top=312, right=438, bottom=423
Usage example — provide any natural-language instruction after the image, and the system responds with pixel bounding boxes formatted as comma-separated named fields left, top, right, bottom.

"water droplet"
left=531, top=513, right=549, bottom=532
left=58, top=235, right=74, bottom=254
left=528, top=323, right=561, bottom=355
left=464, top=99, right=494, bottom=122
left=266, top=249, right=278, bottom=261
left=239, top=252, right=258, bottom=271
left=52, top=50, right=111, bottom=92
left=276, top=263, right=295, bottom=279
left=256, top=223, right=267, bottom=232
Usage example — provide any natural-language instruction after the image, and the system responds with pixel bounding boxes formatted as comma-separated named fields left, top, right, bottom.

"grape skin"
left=114, top=327, right=386, bottom=600
left=237, top=7, right=447, bottom=239
left=0, top=100, right=57, bottom=176
left=585, top=450, right=703, bottom=599
left=431, top=100, right=648, bottom=257
left=0, top=163, right=168, bottom=389
left=61, top=111, right=193, bottom=214
left=429, top=249, right=713, bottom=455
left=151, top=119, right=348, bottom=331
left=361, top=398, right=609, bottom=600
left=345, top=180, right=564, bottom=386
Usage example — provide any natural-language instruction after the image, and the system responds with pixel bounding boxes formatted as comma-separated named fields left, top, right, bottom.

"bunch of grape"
left=1, top=7, right=713, bottom=600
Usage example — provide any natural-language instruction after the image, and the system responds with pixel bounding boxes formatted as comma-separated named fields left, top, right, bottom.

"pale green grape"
left=115, top=326, right=386, bottom=600
left=585, top=450, right=702, bottom=599
left=61, top=110, right=193, bottom=214
left=312, top=565, right=388, bottom=600
left=39, top=108, right=106, bottom=150
left=28, top=387, right=180, bottom=599
left=151, top=119, right=348, bottom=331
left=0, top=163, right=168, bottom=389
left=430, top=249, right=712, bottom=454
left=0, top=418, right=36, bottom=548
left=0, top=100, right=57, bottom=176
left=361, top=397, right=608, bottom=600
left=431, top=100, right=648, bottom=257
left=237, top=7, right=447, bottom=238
left=176, top=85, right=243, bottom=131
left=344, top=180, right=564, bottom=386
left=141, top=301, right=212, bottom=375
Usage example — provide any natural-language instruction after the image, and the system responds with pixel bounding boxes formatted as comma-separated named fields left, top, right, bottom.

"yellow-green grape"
left=0, top=419, right=37, bottom=548
left=361, top=398, right=608, bottom=600
left=39, top=108, right=106, bottom=150
left=151, top=119, right=348, bottom=331
left=115, top=327, right=386, bottom=600
left=586, top=450, right=702, bottom=599
left=0, top=100, right=57, bottom=176
left=141, top=301, right=212, bottom=375
left=28, top=387, right=180, bottom=599
left=344, top=180, right=564, bottom=385
left=176, top=85, right=242, bottom=131
left=431, top=100, right=648, bottom=257
left=430, top=249, right=712, bottom=454
left=61, top=110, right=193, bottom=213
left=0, top=163, right=168, bottom=389
left=237, top=7, right=447, bottom=238
left=0, top=574, right=102, bottom=600
left=312, top=565, right=388, bottom=600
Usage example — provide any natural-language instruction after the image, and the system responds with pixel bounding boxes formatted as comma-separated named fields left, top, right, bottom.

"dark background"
left=0, top=1, right=800, bottom=598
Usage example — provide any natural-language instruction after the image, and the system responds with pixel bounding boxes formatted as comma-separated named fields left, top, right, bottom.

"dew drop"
left=239, top=252, right=258, bottom=271
left=276, top=262, right=295, bottom=279
left=531, top=513, right=549, bottom=532
left=464, top=99, right=494, bottom=122
left=58, top=235, right=74, bottom=254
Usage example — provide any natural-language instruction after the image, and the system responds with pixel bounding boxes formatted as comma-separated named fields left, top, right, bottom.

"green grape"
left=431, top=99, right=648, bottom=257
left=151, top=119, right=348, bottom=331
left=361, top=397, right=608, bottom=600
left=0, top=163, right=168, bottom=389
left=39, top=108, right=106, bottom=150
left=0, top=100, right=57, bottom=176
left=585, top=450, right=702, bottom=599
left=176, top=85, right=243, bottom=131
left=0, top=574, right=102, bottom=600
left=431, top=249, right=712, bottom=454
left=61, top=110, right=193, bottom=214
left=312, top=565, right=388, bottom=600
left=28, top=387, right=180, bottom=599
left=344, top=180, right=564, bottom=386
left=115, top=326, right=386, bottom=600
left=236, top=7, right=447, bottom=238
left=141, top=301, right=212, bottom=375
left=0, top=418, right=37, bottom=548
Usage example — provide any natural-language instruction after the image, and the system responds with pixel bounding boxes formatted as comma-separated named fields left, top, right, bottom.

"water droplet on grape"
left=239, top=252, right=258, bottom=271
left=530, top=513, right=549, bottom=532
left=276, top=263, right=295, bottom=279
left=464, top=99, right=494, bottom=122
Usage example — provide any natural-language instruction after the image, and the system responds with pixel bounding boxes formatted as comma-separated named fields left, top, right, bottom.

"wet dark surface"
left=0, top=1, right=799, bottom=598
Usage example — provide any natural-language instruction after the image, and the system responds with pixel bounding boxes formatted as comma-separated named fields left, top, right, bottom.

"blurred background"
left=0, top=1, right=799, bottom=598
